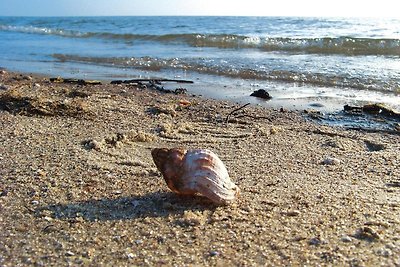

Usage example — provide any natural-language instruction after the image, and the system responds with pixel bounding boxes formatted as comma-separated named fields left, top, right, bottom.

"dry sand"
left=0, top=70, right=399, bottom=266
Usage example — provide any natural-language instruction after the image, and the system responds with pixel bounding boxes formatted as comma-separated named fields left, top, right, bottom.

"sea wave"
left=52, top=54, right=400, bottom=92
left=2, top=24, right=400, bottom=56
left=0, top=24, right=87, bottom=38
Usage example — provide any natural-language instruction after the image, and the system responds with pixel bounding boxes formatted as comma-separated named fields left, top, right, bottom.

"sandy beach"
left=0, top=70, right=399, bottom=266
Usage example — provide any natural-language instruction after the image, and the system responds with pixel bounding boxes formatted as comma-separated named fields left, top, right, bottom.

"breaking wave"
left=0, top=24, right=87, bottom=38
left=2, top=24, right=400, bottom=56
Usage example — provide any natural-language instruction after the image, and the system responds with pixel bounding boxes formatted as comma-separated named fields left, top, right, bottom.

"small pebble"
left=44, top=216, right=53, bottom=222
left=210, top=250, right=219, bottom=257
left=309, top=103, right=325, bottom=108
left=322, top=157, right=341, bottom=165
left=354, top=226, right=380, bottom=240
left=309, top=237, right=327, bottom=246
left=37, top=170, right=47, bottom=177
left=157, top=236, right=167, bottom=244
left=131, top=200, right=141, bottom=208
left=65, top=251, right=75, bottom=256
left=309, top=237, right=321, bottom=246
left=31, top=200, right=39, bottom=205
left=0, top=190, right=9, bottom=197
left=284, top=210, right=301, bottom=217
left=85, top=139, right=103, bottom=151
left=127, top=253, right=135, bottom=259
left=75, top=216, right=85, bottom=223
left=376, top=248, right=392, bottom=257
left=135, top=239, right=143, bottom=245
left=42, top=224, right=56, bottom=234
left=341, top=235, right=352, bottom=243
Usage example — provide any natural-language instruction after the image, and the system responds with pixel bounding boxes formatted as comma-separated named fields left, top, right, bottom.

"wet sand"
left=0, top=70, right=399, bottom=266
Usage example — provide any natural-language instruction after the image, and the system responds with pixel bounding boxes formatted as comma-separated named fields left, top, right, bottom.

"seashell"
left=151, top=148, right=239, bottom=205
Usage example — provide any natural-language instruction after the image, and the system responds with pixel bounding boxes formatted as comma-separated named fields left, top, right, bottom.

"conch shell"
left=151, top=148, right=239, bottom=205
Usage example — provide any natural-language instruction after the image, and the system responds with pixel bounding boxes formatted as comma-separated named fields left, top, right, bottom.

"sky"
left=0, top=0, right=398, bottom=17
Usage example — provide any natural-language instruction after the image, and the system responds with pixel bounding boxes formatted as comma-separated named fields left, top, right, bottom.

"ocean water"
left=1, top=16, right=400, bottom=111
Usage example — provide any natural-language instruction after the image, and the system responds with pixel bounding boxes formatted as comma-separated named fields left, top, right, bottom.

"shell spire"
left=151, top=148, right=239, bottom=205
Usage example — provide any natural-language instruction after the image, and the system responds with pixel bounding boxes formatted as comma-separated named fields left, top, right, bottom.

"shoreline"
left=1, top=69, right=399, bottom=266
left=4, top=67, right=400, bottom=133
left=4, top=64, right=400, bottom=117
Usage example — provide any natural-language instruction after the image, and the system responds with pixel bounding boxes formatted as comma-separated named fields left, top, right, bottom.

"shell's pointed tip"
left=151, top=148, right=168, bottom=170
left=151, top=147, right=165, bottom=157
left=151, top=148, right=186, bottom=167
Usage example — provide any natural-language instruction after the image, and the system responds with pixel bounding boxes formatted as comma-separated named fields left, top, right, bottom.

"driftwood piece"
left=142, top=80, right=188, bottom=95
left=342, top=104, right=400, bottom=134
left=225, top=103, right=250, bottom=123
left=110, top=79, right=194, bottom=85
left=225, top=103, right=272, bottom=123
left=50, top=77, right=102, bottom=85
left=110, top=79, right=191, bottom=94
left=344, top=104, right=400, bottom=119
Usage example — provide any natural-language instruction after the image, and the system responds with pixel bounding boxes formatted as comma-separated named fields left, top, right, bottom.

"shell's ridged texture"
left=151, top=148, right=239, bottom=204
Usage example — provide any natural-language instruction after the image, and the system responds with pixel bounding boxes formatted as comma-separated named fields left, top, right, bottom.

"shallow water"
left=1, top=16, right=400, bottom=112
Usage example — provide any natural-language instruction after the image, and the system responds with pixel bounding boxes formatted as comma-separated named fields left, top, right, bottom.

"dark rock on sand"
left=250, top=89, right=272, bottom=100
